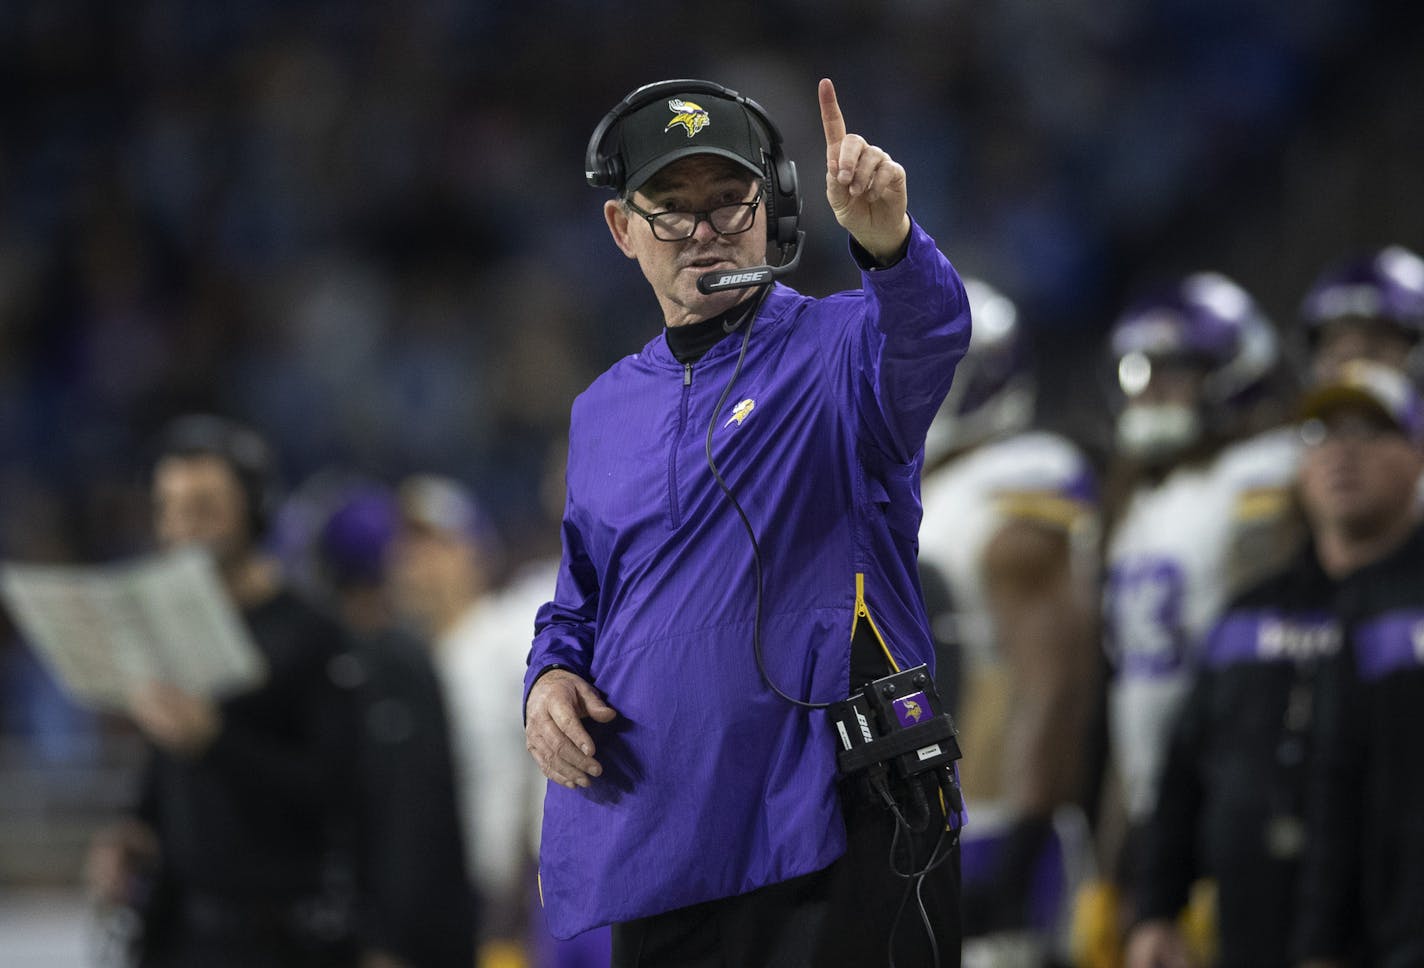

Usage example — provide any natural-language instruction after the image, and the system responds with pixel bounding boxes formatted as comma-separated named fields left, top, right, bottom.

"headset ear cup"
left=776, top=156, right=800, bottom=248
left=585, top=98, right=632, bottom=191
left=763, top=150, right=799, bottom=250
left=762, top=168, right=778, bottom=245
left=585, top=123, right=618, bottom=190
left=594, top=153, right=624, bottom=193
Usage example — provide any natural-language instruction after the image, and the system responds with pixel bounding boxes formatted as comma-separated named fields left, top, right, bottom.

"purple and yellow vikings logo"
left=724, top=398, right=755, bottom=428
left=892, top=694, right=926, bottom=728
left=666, top=98, right=710, bottom=138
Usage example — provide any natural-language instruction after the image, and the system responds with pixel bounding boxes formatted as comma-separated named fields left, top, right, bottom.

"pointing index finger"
left=819, top=78, right=845, bottom=156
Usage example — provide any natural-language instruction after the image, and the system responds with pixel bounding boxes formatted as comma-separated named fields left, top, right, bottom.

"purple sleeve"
left=830, top=219, right=971, bottom=466
left=524, top=506, right=600, bottom=708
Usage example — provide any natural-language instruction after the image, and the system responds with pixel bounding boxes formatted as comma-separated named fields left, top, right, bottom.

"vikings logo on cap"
left=665, top=98, right=710, bottom=138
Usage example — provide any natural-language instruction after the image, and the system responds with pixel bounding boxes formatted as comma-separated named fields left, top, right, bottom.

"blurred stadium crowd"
left=2, top=0, right=1424, bottom=966
left=2, top=0, right=1421, bottom=564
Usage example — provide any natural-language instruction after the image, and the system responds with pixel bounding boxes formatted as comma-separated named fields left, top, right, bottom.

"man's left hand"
left=819, top=77, right=910, bottom=264
left=126, top=681, right=222, bottom=758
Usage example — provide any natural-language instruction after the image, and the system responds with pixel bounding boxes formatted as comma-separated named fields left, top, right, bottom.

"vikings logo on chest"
left=724, top=398, right=755, bottom=428
left=665, top=99, right=710, bottom=138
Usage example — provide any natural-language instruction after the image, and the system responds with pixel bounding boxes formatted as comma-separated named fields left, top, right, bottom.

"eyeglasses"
left=624, top=188, right=763, bottom=242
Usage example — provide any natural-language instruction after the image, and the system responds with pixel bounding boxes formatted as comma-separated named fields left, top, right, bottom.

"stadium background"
left=1, top=0, right=1422, bottom=960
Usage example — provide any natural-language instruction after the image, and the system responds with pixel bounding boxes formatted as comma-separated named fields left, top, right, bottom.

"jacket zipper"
left=667, top=363, right=692, bottom=529
left=852, top=572, right=900, bottom=672
left=854, top=574, right=958, bottom=829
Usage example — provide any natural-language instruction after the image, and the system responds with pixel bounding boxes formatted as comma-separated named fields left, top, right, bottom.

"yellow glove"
left=478, top=939, right=529, bottom=968
left=1178, top=879, right=1218, bottom=968
left=1068, top=879, right=1124, bottom=968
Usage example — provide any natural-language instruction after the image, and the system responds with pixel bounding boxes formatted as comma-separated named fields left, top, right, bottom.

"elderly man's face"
left=1298, top=405, right=1424, bottom=537
left=604, top=155, right=767, bottom=327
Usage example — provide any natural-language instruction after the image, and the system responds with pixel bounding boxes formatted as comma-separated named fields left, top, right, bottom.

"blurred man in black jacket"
left=86, top=416, right=363, bottom=968
left=1125, top=362, right=1424, bottom=968
left=316, top=483, right=478, bottom=968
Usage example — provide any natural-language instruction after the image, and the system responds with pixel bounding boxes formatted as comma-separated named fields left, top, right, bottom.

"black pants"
left=137, top=892, right=358, bottom=968
left=611, top=771, right=962, bottom=968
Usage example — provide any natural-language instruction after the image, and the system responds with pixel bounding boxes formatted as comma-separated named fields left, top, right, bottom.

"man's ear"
left=604, top=199, right=638, bottom=259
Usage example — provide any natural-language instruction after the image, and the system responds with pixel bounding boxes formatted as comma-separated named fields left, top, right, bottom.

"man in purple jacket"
left=524, top=77, right=972, bottom=967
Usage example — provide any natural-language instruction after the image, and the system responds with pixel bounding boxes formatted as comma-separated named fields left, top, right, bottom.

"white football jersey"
left=1104, top=425, right=1301, bottom=821
left=920, top=430, right=1100, bottom=668
left=920, top=431, right=1099, bottom=810
left=920, top=430, right=1102, bottom=955
left=435, top=559, right=558, bottom=909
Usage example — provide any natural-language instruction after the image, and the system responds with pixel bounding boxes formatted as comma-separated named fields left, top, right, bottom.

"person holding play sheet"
left=86, top=415, right=363, bottom=968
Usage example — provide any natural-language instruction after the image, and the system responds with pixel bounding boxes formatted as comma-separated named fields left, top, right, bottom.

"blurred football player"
left=1125, top=360, right=1424, bottom=968
left=1098, top=273, right=1303, bottom=952
left=1299, top=244, right=1424, bottom=385
left=919, top=279, right=1101, bottom=967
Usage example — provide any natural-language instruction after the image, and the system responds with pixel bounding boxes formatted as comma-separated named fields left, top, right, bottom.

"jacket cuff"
left=849, top=225, right=913, bottom=272
left=522, top=657, right=589, bottom=722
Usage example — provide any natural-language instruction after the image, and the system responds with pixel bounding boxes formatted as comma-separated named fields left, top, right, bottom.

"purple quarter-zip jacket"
left=526, top=220, right=970, bottom=938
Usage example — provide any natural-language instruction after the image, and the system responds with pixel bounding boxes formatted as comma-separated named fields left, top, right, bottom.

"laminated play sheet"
left=0, top=548, right=265, bottom=710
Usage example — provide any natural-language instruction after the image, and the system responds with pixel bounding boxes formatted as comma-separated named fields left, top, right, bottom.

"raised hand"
left=819, top=77, right=911, bottom=264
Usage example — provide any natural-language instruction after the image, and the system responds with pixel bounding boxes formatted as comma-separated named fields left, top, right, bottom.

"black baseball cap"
left=615, top=90, right=768, bottom=195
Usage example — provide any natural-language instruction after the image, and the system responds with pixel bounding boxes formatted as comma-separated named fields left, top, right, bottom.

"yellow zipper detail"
left=853, top=572, right=900, bottom=672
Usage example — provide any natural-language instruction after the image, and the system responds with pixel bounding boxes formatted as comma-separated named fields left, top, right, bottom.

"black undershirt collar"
left=664, top=296, right=760, bottom=365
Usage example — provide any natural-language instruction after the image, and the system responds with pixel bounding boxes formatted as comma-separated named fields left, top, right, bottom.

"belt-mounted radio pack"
left=831, top=663, right=962, bottom=966
left=830, top=664, right=962, bottom=784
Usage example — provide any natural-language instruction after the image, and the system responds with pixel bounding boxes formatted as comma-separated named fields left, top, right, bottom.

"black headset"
left=584, top=79, right=801, bottom=255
